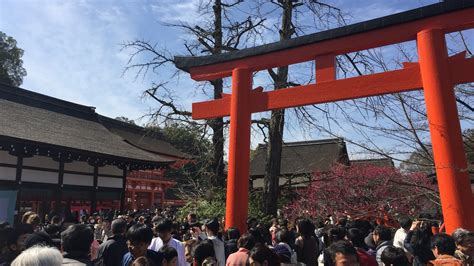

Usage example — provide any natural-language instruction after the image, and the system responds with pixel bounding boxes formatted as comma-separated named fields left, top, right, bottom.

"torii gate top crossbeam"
left=175, top=1, right=474, bottom=81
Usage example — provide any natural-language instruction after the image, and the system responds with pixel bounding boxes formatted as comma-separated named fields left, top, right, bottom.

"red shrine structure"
left=175, top=2, right=474, bottom=234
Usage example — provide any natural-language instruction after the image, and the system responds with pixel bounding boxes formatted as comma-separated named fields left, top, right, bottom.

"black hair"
left=398, top=217, right=413, bottom=230
left=373, top=225, right=392, bottom=242
left=381, top=246, right=409, bottom=266
left=160, top=245, right=178, bottom=261
left=226, top=227, right=241, bottom=240
left=346, top=228, right=366, bottom=249
left=237, top=233, right=256, bottom=250
left=24, top=231, right=53, bottom=249
left=155, top=218, right=173, bottom=232
left=250, top=244, right=280, bottom=265
left=248, top=228, right=265, bottom=245
left=192, top=240, right=215, bottom=265
left=326, top=240, right=358, bottom=265
left=51, top=215, right=61, bottom=224
left=324, top=226, right=346, bottom=246
left=205, top=218, right=219, bottom=235
left=111, top=218, right=128, bottom=235
left=431, top=233, right=456, bottom=255
left=276, top=230, right=291, bottom=244
left=60, top=224, right=94, bottom=254
left=297, top=218, right=314, bottom=237
left=126, top=224, right=153, bottom=245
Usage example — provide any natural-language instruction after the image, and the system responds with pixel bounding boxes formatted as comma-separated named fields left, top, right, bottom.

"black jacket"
left=97, top=235, right=128, bottom=266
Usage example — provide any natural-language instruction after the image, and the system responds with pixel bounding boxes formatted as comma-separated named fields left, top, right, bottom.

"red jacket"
left=357, top=248, right=378, bottom=266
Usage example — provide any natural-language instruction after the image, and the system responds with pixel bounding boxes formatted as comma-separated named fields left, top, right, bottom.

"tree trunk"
left=209, top=0, right=226, bottom=187
left=263, top=0, right=293, bottom=216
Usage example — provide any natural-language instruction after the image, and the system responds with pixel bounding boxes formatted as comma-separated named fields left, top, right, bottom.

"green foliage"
left=0, top=31, right=26, bottom=86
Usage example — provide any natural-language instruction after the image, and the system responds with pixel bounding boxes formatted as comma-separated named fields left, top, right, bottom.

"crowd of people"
left=0, top=209, right=473, bottom=266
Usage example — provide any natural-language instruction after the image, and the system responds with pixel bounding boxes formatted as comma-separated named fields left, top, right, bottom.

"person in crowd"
left=123, top=224, right=164, bottom=266
left=393, top=217, right=412, bottom=261
left=11, top=246, right=63, bottom=266
left=159, top=246, right=178, bottom=266
left=224, top=227, right=240, bottom=259
left=226, top=233, right=255, bottom=265
left=273, top=230, right=297, bottom=264
left=346, top=228, right=377, bottom=266
left=249, top=244, right=280, bottom=266
left=132, top=256, right=152, bottom=266
left=192, top=240, right=216, bottom=266
left=325, top=240, right=359, bottom=266
left=20, top=212, right=34, bottom=224
left=184, top=239, right=198, bottom=266
left=372, top=225, right=392, bottom=265
left=61, top=224, right=94, bottom=265
left=24, top=231, right=54, bottom=249
left=428, top=233, right=463, bottom=265
left=404, top=220, right=435, bottom=265
left=204, top=218, right=225, bottom=266
left=25, top=214, right=41, bottom=232
left=269, top=218, right=279, bottom=246
left=452, top=228, right=474, bottom=265
left=295, top=218, right=319, bottom=266
left=0, top=224, right=34, bottom=265
left=380, top=246, right=409, bottom=266
left=97, top=218, right=129, bottom=266
left=149, top=218, right=186, bottom=266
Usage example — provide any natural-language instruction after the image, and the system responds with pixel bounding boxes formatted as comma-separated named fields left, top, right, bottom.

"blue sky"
left=1, top=0, right=471, bottom=161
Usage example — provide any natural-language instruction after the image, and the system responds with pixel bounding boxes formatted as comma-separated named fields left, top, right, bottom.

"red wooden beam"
left=189, top=8, right=474, bottom=81
left=192, top=55, right=474, bottom=120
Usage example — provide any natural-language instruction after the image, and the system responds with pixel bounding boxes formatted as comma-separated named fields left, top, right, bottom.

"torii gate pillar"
left=225, top=68, right=252, bottom=233
left=418, top=29, right=474, bottom=233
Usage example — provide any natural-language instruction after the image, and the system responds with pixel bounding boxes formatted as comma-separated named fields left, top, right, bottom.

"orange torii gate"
left=175, top=2, right=474, bottom=234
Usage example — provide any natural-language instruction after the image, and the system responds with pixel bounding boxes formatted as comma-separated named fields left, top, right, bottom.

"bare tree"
left=122, top=0, right=265, bottom=187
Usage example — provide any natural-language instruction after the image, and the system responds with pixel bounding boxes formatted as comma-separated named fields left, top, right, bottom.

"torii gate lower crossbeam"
left=175, top=3, right=474, bottom=234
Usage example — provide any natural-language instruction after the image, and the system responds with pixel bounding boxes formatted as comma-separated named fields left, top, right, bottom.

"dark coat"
left=97, top=235, right=128, bottom=266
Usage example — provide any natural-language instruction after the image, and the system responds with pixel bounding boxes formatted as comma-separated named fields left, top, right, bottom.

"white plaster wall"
left=21, top=169, right=58, bottom=184
left=0, top=151, right=17, bottom=164
left=63, top=173, right=94, bottom=186
left=0, top=166, right=16, bottom=181
left=98, top=176, right=123, bottom=188
left=23, top=155, right=59, bottom=169
left=64, top=161, right=94, bottom=173
left=99, top=165, right=122, bottom=176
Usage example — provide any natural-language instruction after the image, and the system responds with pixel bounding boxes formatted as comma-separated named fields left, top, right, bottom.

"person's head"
left=111, top=218, right=128, bottom=236
left=346, top=228, right=365, bottom=248
left=381, top=246, right=409, bottom=266
left=271, top=218, right=278, bottom=227
left=11, top=246, right=63, bottom=266
left=51, top=215, right=61, bottom=225
left=452, top=228, right=474, bottom=256
left=325, top=226, right=346, bottom=246
left=431, top=233, right=456, bottom=257
left=155, top=218, right=173, bottom=243
left=132, top=256, right=151, bottom=266
left=296, top=218, right=314, bottom=237
left=247, top=218, right=258, bottom=230
left=204, top=218, right=220, bottom=237
left=126, top=225, right=154, bottom=258
left=24, top=231, right=54, bottom=249
left=237, top=233, right=256, bottom=250
left=326, top=241, right=359, bottom=266
left=192, top=240, right=215, bottom=265
left=373, top=225, right=391, bottom=245
left=61, top=224, right=93, bottom=257
left=249, top=244, right=280, bottom=266
left=226, top=227, right=241, bottom=241
left=276, top=230, right=291, bottom=244
left=160, top=245, right=178, bottom=266
left=184, top=239, right=198, bottom=264
left=21, top=211, right=35, bottom=224
left=26, top=214, right=41, bottom=229
left=398, top=217, right=412, bottom=231
left=187, top=213, right=197, bottom=224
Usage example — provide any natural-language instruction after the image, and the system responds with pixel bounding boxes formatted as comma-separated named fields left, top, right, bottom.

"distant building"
left=250, top=138, right=396, bottom=190
left=0, top=84, right=186, bottom=221
left=250, top=138, right=350, bottom=189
